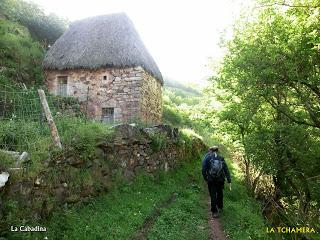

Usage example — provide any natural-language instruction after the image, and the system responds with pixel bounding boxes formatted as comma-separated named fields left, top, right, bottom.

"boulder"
left=144, top=125, right=179, bottom=139
left=0, top=172, right=9, bottom=188
left=112, top=124, right=150, bottom=144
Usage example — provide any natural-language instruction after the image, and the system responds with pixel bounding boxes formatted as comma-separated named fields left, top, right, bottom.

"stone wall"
left=44, top=67, right=162, bottom=124
left=0, top=125, right=206, bottom=227
left=140, top=71, right=162, bottom=124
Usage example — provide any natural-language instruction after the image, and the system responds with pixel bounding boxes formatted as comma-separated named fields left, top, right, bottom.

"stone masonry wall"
left=44, top=67, right=162, bottom=123
left=140, top=71, right=162, bottom=124
left=0, top=125, right=206, bottom=226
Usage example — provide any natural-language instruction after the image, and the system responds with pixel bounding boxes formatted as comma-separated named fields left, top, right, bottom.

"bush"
left=163, top=104, right=182, bottom=126
left=0, top=116, right=114, bottom=177
left=149, top=132, right=167, bottom=152
left=58, top=117, right=114, bottom=160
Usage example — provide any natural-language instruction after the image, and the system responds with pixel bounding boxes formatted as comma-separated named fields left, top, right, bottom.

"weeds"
left=0, top=116, right=114, bottom=178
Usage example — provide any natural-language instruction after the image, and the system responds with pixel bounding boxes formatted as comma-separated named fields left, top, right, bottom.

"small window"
left=57, top=76, right=68, bottom=96
left=101, top=108, right=114, bottom=123
left=80, top=76, right=86, bottom=81
left=103, top=75, right=108, bottom=80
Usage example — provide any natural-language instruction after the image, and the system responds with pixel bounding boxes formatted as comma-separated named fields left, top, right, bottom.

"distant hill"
left=163, top=77, right=201, bottom=96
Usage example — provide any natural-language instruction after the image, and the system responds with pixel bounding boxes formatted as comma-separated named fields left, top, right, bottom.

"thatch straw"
left=43, top=13, right=163, bottom=84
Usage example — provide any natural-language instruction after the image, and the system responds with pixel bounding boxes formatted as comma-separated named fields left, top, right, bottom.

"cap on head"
left=209, top=146, right=219, bottom=152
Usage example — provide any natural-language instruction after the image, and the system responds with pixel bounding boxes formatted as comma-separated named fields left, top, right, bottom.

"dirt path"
left=208, top=200, right=228, bottom=240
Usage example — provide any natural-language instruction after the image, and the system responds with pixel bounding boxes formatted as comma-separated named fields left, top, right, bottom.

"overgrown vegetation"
left=221, top=154, right=269, bottom=239
left=0, top=0, right=67, bottom=87
left=0, top=0, right=68, bottom=45
left=162, top=79, right=220, bottom=147
left=0, top=116, right=113, bottom=178
left=205, top=0, right=320, bottom=237
left=162, top=82, right=271, bottom=238
left=0, top=19, right=44, bottom=86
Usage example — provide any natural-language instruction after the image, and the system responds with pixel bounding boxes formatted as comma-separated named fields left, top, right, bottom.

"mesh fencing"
left=0, top=82, right=91, bottom=172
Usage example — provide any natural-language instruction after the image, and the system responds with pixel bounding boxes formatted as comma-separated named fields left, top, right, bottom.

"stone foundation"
left=44, top=67, right=163, bottom=124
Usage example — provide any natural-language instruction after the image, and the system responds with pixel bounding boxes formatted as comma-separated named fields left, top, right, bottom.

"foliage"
left=0, top=19, right=44, bottom=85
left=149, top=132, right=168, bottom=152
left=0, top=0, right=68, bottom=45
left=208, top=0, right=320, bottom=233
left=0, top=116, right=113, bottom=178
left=162, top=104, right=183, bottom=126
left=162, top=85, right=219, bottom=146
left=179, top=128, right=202, bottom=149
left=0, top=151, right=15, bottom=169
left=56, top=116, right=114, bottom=160
left=0, top=0, right=68, bottom=87
left=222, top=159, right=269, bottom=240
left=147, top=184, right=208, bottom=240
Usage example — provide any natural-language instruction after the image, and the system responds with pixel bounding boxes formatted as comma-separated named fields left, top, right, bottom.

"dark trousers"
left=208, top=181, right=224, bottom=213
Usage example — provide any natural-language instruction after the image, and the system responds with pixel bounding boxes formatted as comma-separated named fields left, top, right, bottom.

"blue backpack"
left=208, top=154, right=224, bottom=179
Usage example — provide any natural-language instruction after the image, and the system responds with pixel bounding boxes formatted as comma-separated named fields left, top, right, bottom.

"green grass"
left=147, top=182, right=208, bottom=240
left=7, top=156, right=208, bottom=240
left=0, top=116, right=113, bottom=178
left=221, top=158, right=269, bottom=240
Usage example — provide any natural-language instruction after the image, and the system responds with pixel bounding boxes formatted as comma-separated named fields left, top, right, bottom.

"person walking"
left=202, top=146, right=231, bottom=218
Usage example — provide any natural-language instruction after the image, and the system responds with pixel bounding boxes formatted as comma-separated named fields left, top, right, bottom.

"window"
left=101, top=108, right=114, bottom=123
left=57, top=76, right=68, bottom=96
left=103, top=75, right=108, bottom=80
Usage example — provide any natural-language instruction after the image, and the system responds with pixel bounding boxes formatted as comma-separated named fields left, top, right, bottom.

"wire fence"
left=0, top=80, right=156, bottom=169
left=0, top=82, right=97, bottom=177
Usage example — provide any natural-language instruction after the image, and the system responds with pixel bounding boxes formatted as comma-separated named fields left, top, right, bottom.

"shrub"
left=163, top=104, right=182, bottom=126
left=149, top=132, right=167, bottom=152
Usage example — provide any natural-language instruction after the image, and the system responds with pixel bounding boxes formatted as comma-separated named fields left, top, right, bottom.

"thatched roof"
left=43, top=13, right=163, bottom=84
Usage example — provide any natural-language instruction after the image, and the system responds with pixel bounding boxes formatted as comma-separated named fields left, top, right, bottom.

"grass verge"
left=221, top=157, right=269, bottom=239
left=146, top=179, right=208, bottom=240
left=7, top=155, right=209, bottom=240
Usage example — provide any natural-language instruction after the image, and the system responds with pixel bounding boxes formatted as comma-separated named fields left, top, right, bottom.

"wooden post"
left=38, top=89, right=62, bottom=149
left=85, top=86, right=89, bottom=122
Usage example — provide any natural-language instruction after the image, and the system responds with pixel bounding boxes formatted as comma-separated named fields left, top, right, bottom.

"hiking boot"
left=212, top=212, right=219, bottom=218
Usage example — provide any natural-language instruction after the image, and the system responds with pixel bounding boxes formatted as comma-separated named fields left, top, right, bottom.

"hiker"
left=202, top=146, right=231, bottom=218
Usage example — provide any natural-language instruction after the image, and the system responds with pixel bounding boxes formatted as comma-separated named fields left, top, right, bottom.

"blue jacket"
left=202, top=152, right=231, bottom=183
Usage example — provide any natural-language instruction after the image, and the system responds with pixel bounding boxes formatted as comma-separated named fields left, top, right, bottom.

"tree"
left=210, top=0, right=320, bottom=229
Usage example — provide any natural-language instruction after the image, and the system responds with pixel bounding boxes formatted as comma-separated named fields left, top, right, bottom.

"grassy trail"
left=9, top=158, right=209, bottom=240
left=8, top=152, right=269, bottom=240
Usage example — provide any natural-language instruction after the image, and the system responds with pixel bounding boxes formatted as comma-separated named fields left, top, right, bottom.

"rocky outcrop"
left=0, top=124, right=205, bottom=228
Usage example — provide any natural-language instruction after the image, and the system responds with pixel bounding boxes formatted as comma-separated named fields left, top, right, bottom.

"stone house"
left=43, top=13, right=163, bottom=124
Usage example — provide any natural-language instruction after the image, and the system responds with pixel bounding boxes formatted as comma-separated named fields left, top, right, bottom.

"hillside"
left=0, top=0, right=67, bottom=87
left=164, top=77, right=201, bottom=96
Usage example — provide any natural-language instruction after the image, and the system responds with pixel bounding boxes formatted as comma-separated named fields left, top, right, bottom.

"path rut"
left=130, top=193, right=177, bottom=240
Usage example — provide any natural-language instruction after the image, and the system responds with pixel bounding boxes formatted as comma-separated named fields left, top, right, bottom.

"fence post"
left=37, top=89, right=62, bottom=149
left=85, top=86, right=90, bottom=123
